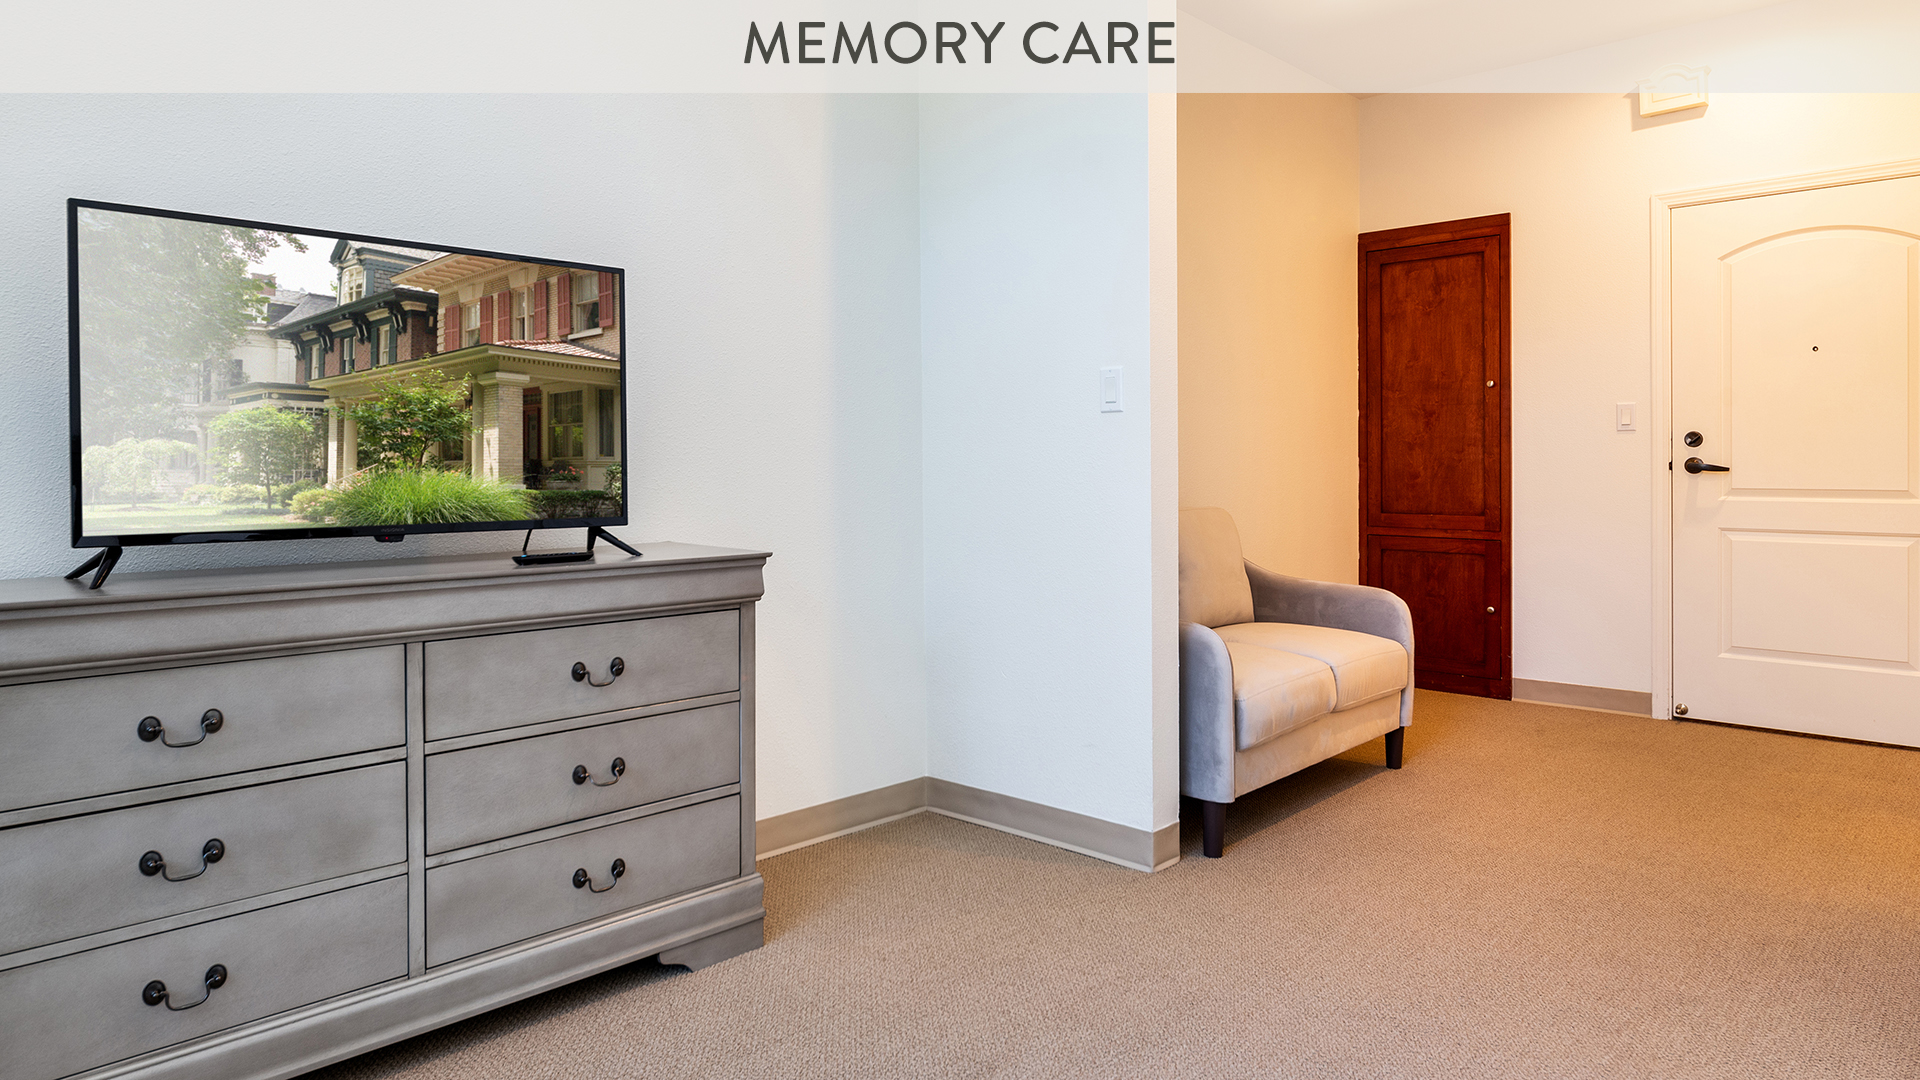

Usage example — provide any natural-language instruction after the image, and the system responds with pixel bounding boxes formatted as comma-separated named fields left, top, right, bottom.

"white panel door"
left=1672, top=174, right=1920, bottom=745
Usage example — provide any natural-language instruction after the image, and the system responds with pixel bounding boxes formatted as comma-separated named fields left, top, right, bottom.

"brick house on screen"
left=269, top=241, right=445, bottom=389
left=276, top=251, right=622, bottom=489
left=267, top=241, right=445, bottom=481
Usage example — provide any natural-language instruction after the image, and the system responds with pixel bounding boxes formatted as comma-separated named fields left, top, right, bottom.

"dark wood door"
left=1359, top=215, right=1511, bottom=699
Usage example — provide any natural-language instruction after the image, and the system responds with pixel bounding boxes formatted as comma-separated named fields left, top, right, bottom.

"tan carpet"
left=310, top=692, right=1920, bottom=1079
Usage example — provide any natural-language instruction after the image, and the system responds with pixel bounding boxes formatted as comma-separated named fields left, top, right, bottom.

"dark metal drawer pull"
left=571, top=657, right=625, bottom=687
left=139, top=838, right=226, bottom=881
left=138, top=709, right=224, bottom=747
left=572, top=858, right=626, bottom=893
left=572, top=757, right=627, bottom=787
left=142, top=964, right=227, bottom=1011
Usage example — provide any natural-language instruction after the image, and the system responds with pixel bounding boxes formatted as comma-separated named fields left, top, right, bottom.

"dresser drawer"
left=0, top=647, right=405, bottom=813
left=423, top=611, right=738, bottom=741
left=0, top=877, right=406, bottom=1080
left=0, top=763, right=404, bottom=956
left=425, top=704, right=739, bottom=854
left=426, top=796, right=740, bottom=967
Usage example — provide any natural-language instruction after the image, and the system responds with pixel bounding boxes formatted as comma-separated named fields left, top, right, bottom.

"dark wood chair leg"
left=1201, top=800, right=1227, bottom=858
left=1385, top=726, right=1404, bottom=769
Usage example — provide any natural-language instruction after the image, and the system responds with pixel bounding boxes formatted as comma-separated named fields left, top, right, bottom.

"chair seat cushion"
left=1217, top=623, right=1409, bottom=712
left=1225, top=642, right=1336, bottom=750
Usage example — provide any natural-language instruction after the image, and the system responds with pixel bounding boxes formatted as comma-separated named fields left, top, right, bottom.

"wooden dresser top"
left=0, top=543, right=770, bottom=680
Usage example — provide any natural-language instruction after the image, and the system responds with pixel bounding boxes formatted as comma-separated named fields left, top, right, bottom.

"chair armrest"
left=1245, top=561, right=1416, bottom=729
left=1244, top=561, right=1413, bottom=652
left=1179, top=622, right=1237, bottom=804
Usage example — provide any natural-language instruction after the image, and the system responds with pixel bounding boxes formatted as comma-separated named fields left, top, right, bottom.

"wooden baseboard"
left=756, top=777, right=1176, bottom=872
left=754, top=778, right=928, bottom=859
left=926, top=778, right=1176, bottom=872
left=1512, top=678, right=1653, bottom=717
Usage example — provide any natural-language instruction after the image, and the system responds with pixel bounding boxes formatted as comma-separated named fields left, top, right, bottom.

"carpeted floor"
left=310, top=691, right=1920, bottom=1079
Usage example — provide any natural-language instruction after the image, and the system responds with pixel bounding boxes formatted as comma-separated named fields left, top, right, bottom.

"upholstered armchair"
left=1180, top=508, right=1415, bottom=857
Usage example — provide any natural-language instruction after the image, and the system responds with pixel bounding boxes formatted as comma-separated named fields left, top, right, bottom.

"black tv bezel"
left=67, top=198, right=629, bottom=551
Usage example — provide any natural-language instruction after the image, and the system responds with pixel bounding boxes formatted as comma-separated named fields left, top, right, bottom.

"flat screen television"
left=67, top=199, right=630, bottom=586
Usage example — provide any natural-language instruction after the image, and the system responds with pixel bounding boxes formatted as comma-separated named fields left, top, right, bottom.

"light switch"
left=1615, top=403, right=1636, bottom=431
left=1100, top=366, right=1123, bottom=412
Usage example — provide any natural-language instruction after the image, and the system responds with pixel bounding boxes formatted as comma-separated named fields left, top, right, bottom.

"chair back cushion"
left=1179, top=507, right=1255, bottom=628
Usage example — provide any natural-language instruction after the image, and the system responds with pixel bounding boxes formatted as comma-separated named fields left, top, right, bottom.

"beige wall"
left=1358, top=93, right=1920, bottom=693
left=1178, top=93, right=1360, bottom=583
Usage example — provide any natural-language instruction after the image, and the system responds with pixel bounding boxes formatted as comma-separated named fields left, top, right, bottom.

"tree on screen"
left=342, top=370, right=473, bottom=470
left=80, top=438, right=196, bottom=508
left=208, top=407, right=324, bottom=507
left=76, top=209, right=306, bottom=446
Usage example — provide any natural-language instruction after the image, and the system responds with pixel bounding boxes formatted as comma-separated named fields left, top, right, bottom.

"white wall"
left=1148, top=93, right=1182, bottom=843
left=1177, top=93, right=1359, bottom=584
left=1358, top=92, right=1920, bottom=693
left=919, top=95, right=1162, bottom=833
left=0, top=94, right=929, bottom=821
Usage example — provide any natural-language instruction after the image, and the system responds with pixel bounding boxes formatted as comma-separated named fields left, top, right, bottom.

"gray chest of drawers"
left=0, top=544, right=767, bottom=1080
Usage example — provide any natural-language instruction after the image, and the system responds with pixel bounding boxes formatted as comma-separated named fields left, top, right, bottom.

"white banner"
left=2, top=0, right=1915, bottom=93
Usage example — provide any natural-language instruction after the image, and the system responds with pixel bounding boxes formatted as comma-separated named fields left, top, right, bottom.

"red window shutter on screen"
left=495, top=291, right=511, bottom=341
left=555, top=274, right=573, bottom=335
left=533, top=280, right=548, bottom=340
left=597, top=271, right=615, bottom=329
left=442, top=304, right=459, bottom=352
left=478, top=295, right=494, bottom=345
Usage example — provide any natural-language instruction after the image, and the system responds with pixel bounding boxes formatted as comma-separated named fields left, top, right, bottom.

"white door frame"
left=1648, top=156, right=1920, bottom=720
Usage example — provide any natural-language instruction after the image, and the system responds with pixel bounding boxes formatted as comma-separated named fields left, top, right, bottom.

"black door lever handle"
left=1683, top=457, right=1730, bottom=474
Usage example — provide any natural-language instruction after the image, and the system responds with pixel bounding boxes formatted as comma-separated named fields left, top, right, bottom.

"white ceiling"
left=1178, top=0, right=1792, bottom=90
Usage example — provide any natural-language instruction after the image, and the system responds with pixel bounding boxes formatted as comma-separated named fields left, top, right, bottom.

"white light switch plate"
left=1616, top=403, right=1636, bottom=431
left=1100, top=366, right=1123, bottom=412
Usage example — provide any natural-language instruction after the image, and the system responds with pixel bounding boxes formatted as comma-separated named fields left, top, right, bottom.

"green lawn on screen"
left=82, top=504, right=307, bottom=535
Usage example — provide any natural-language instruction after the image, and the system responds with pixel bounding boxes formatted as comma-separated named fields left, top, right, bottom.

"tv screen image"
left=68, top=200, right=627, bottom=564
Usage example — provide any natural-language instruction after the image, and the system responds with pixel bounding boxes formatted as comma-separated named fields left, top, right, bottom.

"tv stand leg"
left=65, top=546, right=122, bottom=590
left=586, top=526, right=641, bottom=559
